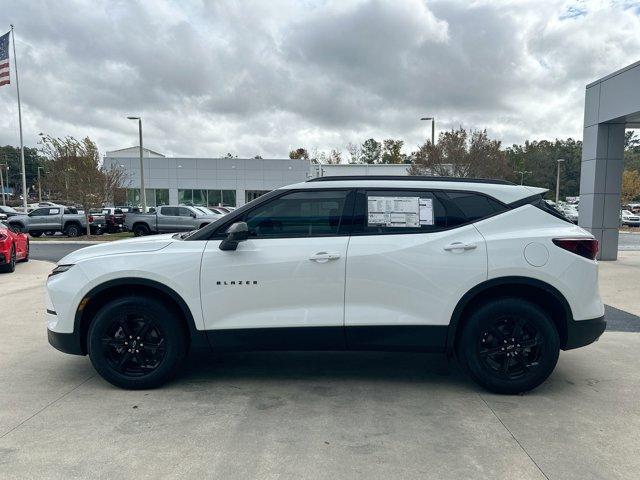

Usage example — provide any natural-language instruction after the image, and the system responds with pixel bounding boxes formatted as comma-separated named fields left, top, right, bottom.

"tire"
left=0, top=245, right=16, bottom=273
left=87, top=296, right=187, bottom=389
left=133, top=223, right=150, bottom=237
left=29, top=230, right=43, bottom=238
left=21, top=240, right=29, bottom=262
left=456, top=298, right=560, bottom=395
left=65, top=223, right=82, bottom=237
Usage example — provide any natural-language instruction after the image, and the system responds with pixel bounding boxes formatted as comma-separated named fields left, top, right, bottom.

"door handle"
left=309, top=252, right=341, bottom=263
left=443, top=242, right=477, bottom=252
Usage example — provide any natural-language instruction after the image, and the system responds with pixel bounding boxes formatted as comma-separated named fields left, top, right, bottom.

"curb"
left=30, top=240, right=105, bottom=245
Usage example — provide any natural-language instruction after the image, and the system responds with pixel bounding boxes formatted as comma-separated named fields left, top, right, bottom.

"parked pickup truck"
left=124, top=205, right=223, bottom=236
left=8, top=205, right=103, bottom=237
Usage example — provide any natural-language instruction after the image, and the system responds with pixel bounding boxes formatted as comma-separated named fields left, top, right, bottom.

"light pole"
left=555, top=158, right=565, bottom=203
left=37, top=166, right=45, bottom=202
left=420, top=117, right=435, bottom=144
left=0, top=163, right=7, bottom=206
left=515, top=170, right=532, bottom=185
left=127, top=116, right=147, bottom=212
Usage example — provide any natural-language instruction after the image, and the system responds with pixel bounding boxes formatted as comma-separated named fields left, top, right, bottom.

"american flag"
left=0, top=31, right=10, bottom=87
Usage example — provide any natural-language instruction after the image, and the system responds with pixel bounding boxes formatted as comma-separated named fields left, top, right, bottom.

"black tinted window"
left=242, top=190, right=349, bottom=238
left=30, top=208, right=47, bottom=216
left=444, top=192, right=506, bottom=224
left=160, top=207, right=177, bottom=216
left=178, top=207, right=193, bottom=217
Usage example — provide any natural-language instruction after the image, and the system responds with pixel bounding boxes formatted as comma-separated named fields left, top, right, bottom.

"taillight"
left=552, top=238, right=599, bottom=260
left=88, top=215, right=94, bottom=222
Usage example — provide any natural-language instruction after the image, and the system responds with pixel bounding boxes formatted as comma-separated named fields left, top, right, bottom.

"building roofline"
left=105, top=146, right=166, bottom=157
left=586, top=59, right=640, bottom=88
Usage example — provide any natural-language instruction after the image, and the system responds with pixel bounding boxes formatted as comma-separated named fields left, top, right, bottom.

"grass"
left=30, top=231, right=135, bottom=242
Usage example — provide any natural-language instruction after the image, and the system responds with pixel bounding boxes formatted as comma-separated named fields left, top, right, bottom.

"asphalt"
left=1, top=260, right=640, bottom=479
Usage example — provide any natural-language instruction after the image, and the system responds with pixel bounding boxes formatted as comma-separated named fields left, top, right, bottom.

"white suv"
left=46, top=177, right=605, bottom=394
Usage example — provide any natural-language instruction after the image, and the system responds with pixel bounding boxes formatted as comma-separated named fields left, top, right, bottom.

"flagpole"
left=10, top=25, right=28, bottom=212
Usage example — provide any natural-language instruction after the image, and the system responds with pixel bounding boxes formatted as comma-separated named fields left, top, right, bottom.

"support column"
left=578, top=123, right=625, bottom=260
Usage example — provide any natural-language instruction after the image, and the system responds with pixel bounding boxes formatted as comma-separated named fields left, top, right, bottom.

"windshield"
left=197, top=207, right=218, bottom=215
left=1, top=206, right=18, bottom=213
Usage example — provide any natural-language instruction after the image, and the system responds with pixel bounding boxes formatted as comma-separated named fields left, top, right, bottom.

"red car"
left=0, top=221, right=29, bottom=273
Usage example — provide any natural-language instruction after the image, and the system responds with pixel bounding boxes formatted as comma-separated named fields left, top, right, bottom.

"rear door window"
left=354, top=190, right=447, bottom=234
left=160, top=207, right=177, bottom=216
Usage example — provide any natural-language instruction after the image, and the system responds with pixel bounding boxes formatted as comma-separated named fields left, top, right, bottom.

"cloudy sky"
left=1, top=0, right=639, bottom=159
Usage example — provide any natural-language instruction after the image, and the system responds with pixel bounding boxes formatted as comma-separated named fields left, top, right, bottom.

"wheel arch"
left=74, top=277, right=208, bottom=355
left=447, top=276, right=573, bottom=353
left=63, top=220, right=82, bottom=231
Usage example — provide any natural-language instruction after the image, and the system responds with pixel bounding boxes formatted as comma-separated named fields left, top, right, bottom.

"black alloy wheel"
left=478, top=317, right=543, bottom=380
left=88, top=296, right=186, bottom=389
left=457, top=298, right=560, bottom=394
left=1, top=245, right=16, bottom=273
left=101, top=313, right=167, bottom=377
left=66, top=224, right=81, bottom=237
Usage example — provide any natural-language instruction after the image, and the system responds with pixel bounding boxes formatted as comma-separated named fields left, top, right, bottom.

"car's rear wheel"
left=87, top=296, right=187, bottom=389
left=21, top=240, right=29, bottom=262
left=133, top=224, right=150, bottom=236
left=29, top=230, right=43, bottom=238
left=65, top=224, right=81, bottom=237
left=457, top=298, right=560, bottom=395
left=0, top=245, right=16, bottom=273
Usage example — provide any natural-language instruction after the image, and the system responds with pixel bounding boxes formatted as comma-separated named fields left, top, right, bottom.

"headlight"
left=49, top=264, right=74, bottom=278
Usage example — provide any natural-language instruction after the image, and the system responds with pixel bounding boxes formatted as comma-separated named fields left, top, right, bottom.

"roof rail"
left=306, top=175, right=515, bottom=185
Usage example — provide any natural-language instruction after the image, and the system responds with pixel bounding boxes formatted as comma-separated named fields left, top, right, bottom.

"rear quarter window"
left=443, top=192, right=507, bottom=224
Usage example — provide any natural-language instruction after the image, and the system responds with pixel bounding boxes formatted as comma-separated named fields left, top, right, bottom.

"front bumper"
left=564, top=315, right=606, bottom=350
left=47, top=328, right=84, bottom=355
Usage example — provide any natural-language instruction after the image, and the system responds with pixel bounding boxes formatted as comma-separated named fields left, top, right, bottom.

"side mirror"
left=219, top=221, right=249, bottom=251
left=191, top=212, right=196, bottom=218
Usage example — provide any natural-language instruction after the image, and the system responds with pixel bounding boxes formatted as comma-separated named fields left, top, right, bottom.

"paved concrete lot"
left=1, top=260, right=640, bottom=479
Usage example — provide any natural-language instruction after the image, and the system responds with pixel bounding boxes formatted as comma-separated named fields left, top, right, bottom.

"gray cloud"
left=0, top=0, right=639, bottom=159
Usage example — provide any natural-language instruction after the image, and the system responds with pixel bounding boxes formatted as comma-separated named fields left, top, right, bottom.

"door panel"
left=344, top=224, right=487, bottom=331
left=201, top=236, right=349, bottom=330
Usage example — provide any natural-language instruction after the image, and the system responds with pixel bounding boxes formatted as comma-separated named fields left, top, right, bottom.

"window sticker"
left=419, top=198, right=434, bottom=226
left=367, top=196, right=420, bottom=228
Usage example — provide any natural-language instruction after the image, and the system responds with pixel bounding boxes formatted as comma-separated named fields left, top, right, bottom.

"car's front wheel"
left=0, top=245, right=16, bottom=273
left=132, top=224, right=150, bottom=236
left=87, top=296, right=187, bottom=389
left=457, top=298, right=560, bottom=395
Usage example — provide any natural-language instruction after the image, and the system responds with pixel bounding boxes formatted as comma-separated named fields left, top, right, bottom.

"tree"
left=327, top=149, right=342, bottom=165
left=346, top=142, right=362, bottom=164
left=289, top=148, right=309, bottom=160
left=40, top=135, right=127, bottom=235
left=253, top=155, right=263, bottom=159
left=409, top=128, right=512, bottom=180
left=622, top=170, right=640, bottom=204
left=224, top=153, right=237, bottom=158
left=361, top=138, right=381, bottom=164
left=505, top=138, right=582, bottom=198
left=381, top=139, right=405, bottom=164
left=0, top=145, right=43, bottom=202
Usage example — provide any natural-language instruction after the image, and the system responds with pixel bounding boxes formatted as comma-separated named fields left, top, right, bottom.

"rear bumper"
left=47, top=328, right=84, bottom=355
left=563, top=315, right=606, bottom=350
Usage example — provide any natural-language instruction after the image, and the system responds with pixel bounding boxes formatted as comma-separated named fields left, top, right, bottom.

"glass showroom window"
left=246, top=190, right=270, bottom=204
left=192, top=189, right=207, bottom=206
left=155, top=189, right=169, bottom=206
left=207, top=189, right=237, bottom=207
left=178, top=189, right=192, bottom=205
left=127, top=188, right=169, bottom=207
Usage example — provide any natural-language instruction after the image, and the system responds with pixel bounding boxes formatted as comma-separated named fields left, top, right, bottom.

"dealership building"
left=103, top=147, right=409, bottom=208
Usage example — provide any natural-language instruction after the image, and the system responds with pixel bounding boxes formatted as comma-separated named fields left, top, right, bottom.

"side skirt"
left=204, top=326, right=448, bottom=353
